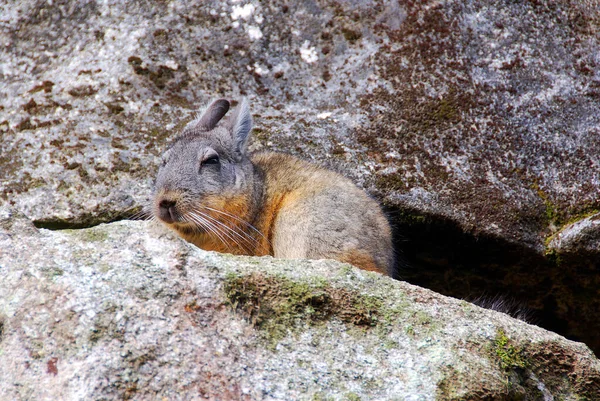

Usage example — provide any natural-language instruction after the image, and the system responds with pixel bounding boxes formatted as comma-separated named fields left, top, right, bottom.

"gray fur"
left=152, top=98, right=395, bottom=275
left=228, top=98, right=252, bottom=158
left=155, top=99, right=257, bottom=217
left=186, top=99, right=230, bottom=133
left=470, top=295, right=533, bottom=323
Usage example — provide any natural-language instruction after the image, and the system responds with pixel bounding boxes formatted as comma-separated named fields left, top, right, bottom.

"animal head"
left=152, top=98, right=254, bottom=230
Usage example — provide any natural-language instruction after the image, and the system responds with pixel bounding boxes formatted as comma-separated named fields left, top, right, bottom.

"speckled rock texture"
left=1, top=0, right=599, bottom=356
left=1, top=210, right=599, bottom=400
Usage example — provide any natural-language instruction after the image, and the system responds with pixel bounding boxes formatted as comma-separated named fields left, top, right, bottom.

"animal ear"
left=186, top=99, right=230, bottom=132
left=230, top=98, right=252, bottom=156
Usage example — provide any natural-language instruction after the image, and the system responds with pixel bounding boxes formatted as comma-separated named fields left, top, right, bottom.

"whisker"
left=192, top=208, right=258, bottom=250
left=187, top=212, right=235, bottom=253
left=191, top=210, right=254, bottom=254
left=201, top=215, right=250, bottom=255
left=129, top=206, right=153, bottom=221
left=127, top=199, right=155, bottom=221
left=203, top=216, right=255, bottom=254
left=198, top=205, right=269, bottom=243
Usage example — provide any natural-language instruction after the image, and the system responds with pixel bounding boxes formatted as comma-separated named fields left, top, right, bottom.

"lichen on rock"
left=2, top=0, right=600, bottom=376
left=1, top=213, right=599, bottom=399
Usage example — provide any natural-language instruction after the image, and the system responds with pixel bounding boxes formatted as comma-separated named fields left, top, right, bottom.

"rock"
left=2, top=0, right=600, bottom=355
left=5, top=0, right=598, bottom=241
left=547, top=212, right=600, bottom=256
left=0, top=212, right=599, bottom=400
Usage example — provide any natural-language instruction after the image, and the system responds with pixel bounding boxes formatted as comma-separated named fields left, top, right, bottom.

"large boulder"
left=1, top=0, right=599, bottom=352
left=1, top=210, right=599, bottom=400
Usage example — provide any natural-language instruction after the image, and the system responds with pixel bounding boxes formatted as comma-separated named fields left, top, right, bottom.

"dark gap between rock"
left=31, top=205, right=599, bottom=357
left=385, top=205, right=600, bottom=357
left=33, top=208, right=143, bottom=230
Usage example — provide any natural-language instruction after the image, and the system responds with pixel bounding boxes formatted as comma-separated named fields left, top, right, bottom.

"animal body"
left=152, top=98, right=395, bottom=276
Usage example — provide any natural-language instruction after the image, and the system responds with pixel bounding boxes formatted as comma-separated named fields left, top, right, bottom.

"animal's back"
left=152, top=98, right=394, bottom=276
left=251, top=152, right=395, bottom=275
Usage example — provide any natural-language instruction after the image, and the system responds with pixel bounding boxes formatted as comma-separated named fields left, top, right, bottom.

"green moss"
left=414, top=310, right=434, bottom=327
left=312, top=392, right=334, bottom=401
left=543, top=232, right=555, bottom=249
left=544, top=248, right=562, bottom=268
left=375, top=172, right=406, bottom=192
left=562, top=209, right=600, bottom=228
left=530, top=184, right=600, bottom=235
left=338, top=264, right=357, bottom=277
left=39, top=265, right=65, bottom=280
left=544, top=199, right=559, bottom=226
left=531, top=182, right=561, bottom=227
left=345, top=392, right=361, bottom=401
left=389, top=207, right=429, bottom=227
left=493, top=329, right=527, bottom=371
left=543, top=208, right=600, bottom=256
left=432, top=98, right=458, bottom=122
left=223, top=272, right=382, bottom=344
left=75, top=227, right=109, bottom=242
left=389, top=309, right=440, bottom=337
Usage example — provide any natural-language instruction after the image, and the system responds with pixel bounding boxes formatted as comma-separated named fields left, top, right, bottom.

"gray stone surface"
left=2, top=0, right=600, bottom=365
left=1, top=210, right=599, bottom=400
left=362, top=0, right=600, bottom=250
left=0, top=0, right=383, bottom=225
left=547, top=212, right=600, bottom=255
left=2, top=0, right=600, bottom=247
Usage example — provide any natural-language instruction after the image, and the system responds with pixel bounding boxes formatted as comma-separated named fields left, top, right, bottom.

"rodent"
left=152, top=98, right=395, bottom=276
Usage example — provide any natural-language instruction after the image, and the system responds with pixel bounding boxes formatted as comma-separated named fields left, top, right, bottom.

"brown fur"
left=159, top=152, right=393, bottom=274
left=254, top=153, right=392, bottom=275
left=153, top=99, right=395, bottom=276
left=337, top=249, right=381, bottom=273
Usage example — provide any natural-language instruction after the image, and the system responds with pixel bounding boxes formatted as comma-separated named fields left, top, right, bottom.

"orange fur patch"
left=253, top=190, right=307, bottom=256
left=180, top=193, right=268, bottom=256
left=338, top=249, right=387, bottom=275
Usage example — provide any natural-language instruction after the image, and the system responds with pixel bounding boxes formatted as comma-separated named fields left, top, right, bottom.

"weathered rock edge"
left=0, top=211, right=598, bottom=400
left=3, top=0, right=600, bottom=357
left=3, top=0, right=600, bottom=253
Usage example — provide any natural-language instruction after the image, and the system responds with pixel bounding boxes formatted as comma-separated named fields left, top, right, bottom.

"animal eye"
left=202, top=155, right=220, bottom=165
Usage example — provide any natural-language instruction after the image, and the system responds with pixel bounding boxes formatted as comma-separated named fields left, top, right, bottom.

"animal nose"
left=158, top=199, right=177, bottom=223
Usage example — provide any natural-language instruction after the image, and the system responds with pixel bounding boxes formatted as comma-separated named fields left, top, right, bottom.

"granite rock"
left=2, top=0, right=600, bottom=356
left=0, top=211, right=599, bottom=400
